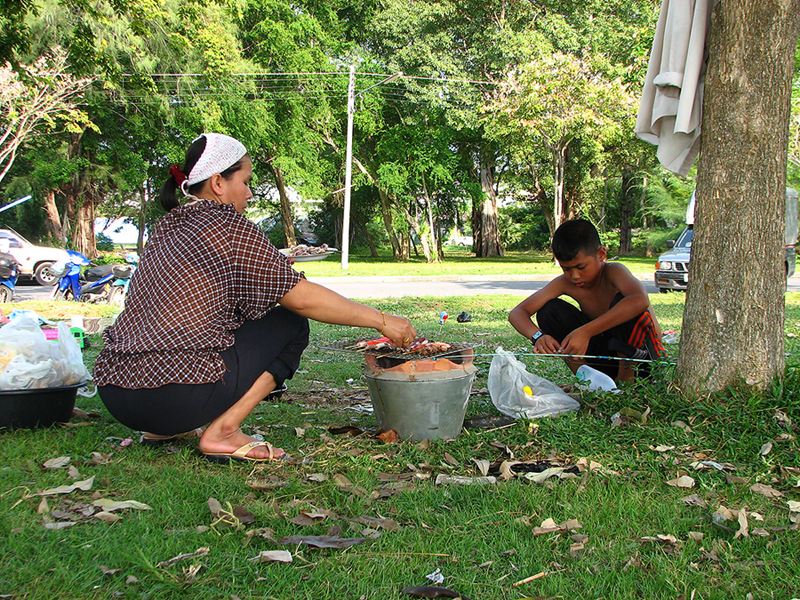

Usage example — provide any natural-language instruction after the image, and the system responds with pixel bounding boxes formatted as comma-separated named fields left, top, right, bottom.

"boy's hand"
left=534, top=334, right=560, bottom=354
left=559, top=327, right=590, bottom=356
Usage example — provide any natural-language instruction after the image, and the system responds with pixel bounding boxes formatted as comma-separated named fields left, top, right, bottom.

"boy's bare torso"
left=558, top=263, right=622, bottom=319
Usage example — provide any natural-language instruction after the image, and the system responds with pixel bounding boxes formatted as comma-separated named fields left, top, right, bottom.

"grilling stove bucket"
left=364, top=360, right=477, bottom=441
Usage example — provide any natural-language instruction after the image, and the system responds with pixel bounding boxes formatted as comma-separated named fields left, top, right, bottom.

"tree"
left=0, top=48, right=93, bottom=185
left=676, top=1, right=800, bottom=393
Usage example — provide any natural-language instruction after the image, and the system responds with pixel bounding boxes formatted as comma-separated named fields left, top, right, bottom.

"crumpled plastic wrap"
left=0, top=317, right=90, bottom=390
left=488, top=347, right=579, bottom=419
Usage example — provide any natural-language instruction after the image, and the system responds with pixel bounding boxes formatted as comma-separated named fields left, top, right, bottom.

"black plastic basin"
left=0, top=383, right=83, bottom=429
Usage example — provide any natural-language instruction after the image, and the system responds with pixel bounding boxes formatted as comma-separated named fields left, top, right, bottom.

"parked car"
left=655, top=188, right=798, bottom=292
left=0, top=228, right=70, bottom=285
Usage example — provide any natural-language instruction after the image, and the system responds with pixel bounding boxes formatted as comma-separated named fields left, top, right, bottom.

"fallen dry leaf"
left=93, top=499, right=152, bottom=512
left=672, top=420, right=693, bottom=433
left=249, top=550, right=292, bottom=563
left=524, top=467, right=571, bottom=484
left=751, top=528, right=770, bottom=537
left=37, top=498, right=50, bottom=514
left=532, top=517, right=581, bottom=536
left=247, top=475, right=288, bottom=491
left=472, top=459, right=490, bottom=477
left=354, top=515, right=400, bottom=531
left=279, top=535, right=366, bottom=549
left=750, top=483, right=783, bottom=499
left=182, top=563, right=202, bottom=584
left=759, top=442, right=773, bottom=456
left=43, top=456, right=71, bottom=469
left=649, top=445, right=675, bottom=453
left=788, top=500, right=800, bottom=513
left=735, top=508, right=749, bottom=538
left=774, top=410, right=792, bottom=428
left=126, top=575, right=138, bottom=585
left=307, top=473, right=328, bottom=483
left=682, top=494, right=708, bottom=507
left=498, top=460, right=519, bottom=481
left=688, top=531, right=704, bottom=542
left=67, top=465, right=81, bottom=479
left=666, top=475, right=695, bottom=489
left=245, top=527, right=275, bottom=541
left=43, top=521, right=76, bottom=530
left=38, top=476, right=95, bottom=497
left=377, top=429, right=400, bottom=444
left=294, top=427, right=306, bottom=438
left=99, top=565, right=120, bottom=576
left=94, top=511, right=122, bottom=523
left=156, top=547, right=210, bottom=568
left=690, top=460, right=735, bottom=472
left=640, top=534, right=680, bottom=550
left=88, top=452, right=113, bottom=465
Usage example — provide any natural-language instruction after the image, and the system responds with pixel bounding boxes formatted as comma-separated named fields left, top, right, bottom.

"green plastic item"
left=70, top=326, right=86, bottom=349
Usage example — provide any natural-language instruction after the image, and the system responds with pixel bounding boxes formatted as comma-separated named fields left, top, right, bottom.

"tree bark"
left=42, top=189, right=64, bottom=243
left=676, top=0, right=800, bottom=393
left=618, top=168, right=635, bottom=254
left=377, top=187, right=402, bottom=259
left=73, top=194, right=96, bottom=257
left=551, top=140, right=571, bottom=230
left=271, top=164, right=296, bottom=247
left=476, top=148, right=503, bottom=257
left=137, top=183, right=147, bottom=255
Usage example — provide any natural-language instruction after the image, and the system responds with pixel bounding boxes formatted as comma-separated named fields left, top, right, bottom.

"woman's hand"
left=379, top=313, right=416, bottom=348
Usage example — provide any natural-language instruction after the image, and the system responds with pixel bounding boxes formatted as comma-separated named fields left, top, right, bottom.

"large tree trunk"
left=73, top=195, right=96, bottom=257
left=676, top=0, right=800, bottom=393
left=422, top=177, right=440, bottom=264
left=618, top=168, right=635, bottom=254
left=271, top=164, right=296, bottom=247
left=42, top=189, right=64, bottom=243
left=551, top=140, right=571, bottom=230
left=137, top=183, right=147, bottom=255
left=475, top=148, right=503, bottom=257
left=377, top=187, right=402, bottom=259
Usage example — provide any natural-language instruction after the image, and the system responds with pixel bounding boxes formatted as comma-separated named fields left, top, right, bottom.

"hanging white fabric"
left=635, top=0, right=714, bottom=176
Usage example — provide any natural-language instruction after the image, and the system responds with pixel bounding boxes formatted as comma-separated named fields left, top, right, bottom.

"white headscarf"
left=181, top=133, right=247, bottom=194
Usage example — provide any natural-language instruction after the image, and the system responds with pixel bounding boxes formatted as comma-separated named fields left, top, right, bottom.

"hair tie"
left=169, top=164, right=187, bottom=186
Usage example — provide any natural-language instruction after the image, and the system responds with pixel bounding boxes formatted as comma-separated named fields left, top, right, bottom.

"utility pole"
left=341, top=68, right=402, bottom=271
left=341, top=66, right=356, bottom=271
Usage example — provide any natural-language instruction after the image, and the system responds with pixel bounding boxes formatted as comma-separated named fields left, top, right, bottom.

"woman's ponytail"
left=158, top=136, right=208, bottom=211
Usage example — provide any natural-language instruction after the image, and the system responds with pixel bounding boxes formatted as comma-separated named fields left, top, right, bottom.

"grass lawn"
left=1, top=294, right=799, bottom=599
left=246, top=248, right=658, bottom=278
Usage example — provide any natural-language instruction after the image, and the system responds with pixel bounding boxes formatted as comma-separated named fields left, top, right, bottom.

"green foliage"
left=94, top=231, right=114, bottom=251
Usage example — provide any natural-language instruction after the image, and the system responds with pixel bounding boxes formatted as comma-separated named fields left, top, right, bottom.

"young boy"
left=508, top=219, right=663, bottom=381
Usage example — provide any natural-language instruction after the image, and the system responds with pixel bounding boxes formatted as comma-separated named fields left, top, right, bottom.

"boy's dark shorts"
left=535, top=294, right=664, bottom=378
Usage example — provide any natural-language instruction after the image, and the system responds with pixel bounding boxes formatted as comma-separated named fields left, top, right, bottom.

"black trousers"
left=535, top=296, right=641, bottom=378
left=99, top=307, right=309, bottom=435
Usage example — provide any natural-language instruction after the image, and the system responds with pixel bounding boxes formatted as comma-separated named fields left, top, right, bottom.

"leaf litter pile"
left=4, top=385, right=800, bottom=598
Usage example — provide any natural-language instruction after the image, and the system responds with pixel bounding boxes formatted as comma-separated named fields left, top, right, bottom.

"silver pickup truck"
left=655, top=187, right=798, bottom=292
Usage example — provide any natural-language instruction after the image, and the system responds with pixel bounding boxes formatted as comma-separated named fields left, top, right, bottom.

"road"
left=14, top=273, right=800, bottom=301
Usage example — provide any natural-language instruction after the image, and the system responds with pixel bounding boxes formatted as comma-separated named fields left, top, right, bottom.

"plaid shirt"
left=94, top=200, right=301, bottom=388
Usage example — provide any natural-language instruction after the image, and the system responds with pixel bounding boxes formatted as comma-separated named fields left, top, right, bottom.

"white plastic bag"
left=488, top=347, right=579, bottom=419
left=0, top=317, right=90, bottom=390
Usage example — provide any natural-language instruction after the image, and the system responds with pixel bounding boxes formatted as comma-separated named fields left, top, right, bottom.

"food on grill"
left=409, top=341, right=452, bottom=356
left=286, top=243, right=329, bottom=257
left=354, top=336, right=393, bottom=350
left=349, top=337, right=452, bottom=355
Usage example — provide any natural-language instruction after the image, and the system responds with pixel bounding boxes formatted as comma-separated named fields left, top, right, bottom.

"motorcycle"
left=0, top=251, right=18, bottom=302
left=107, top=252, right=139, bottom=307
left=51, top=250, right=128, bottom=303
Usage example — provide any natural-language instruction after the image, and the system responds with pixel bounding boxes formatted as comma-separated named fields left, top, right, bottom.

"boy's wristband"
left=530, top=330, right=544, bottom=345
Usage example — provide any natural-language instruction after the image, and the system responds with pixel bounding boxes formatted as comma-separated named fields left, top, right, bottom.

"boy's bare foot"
left=198, top=428, right=286, bottom=460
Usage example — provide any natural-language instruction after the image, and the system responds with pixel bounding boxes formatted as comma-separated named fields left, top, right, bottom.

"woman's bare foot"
left=198, top=428, right=285, bottom=460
